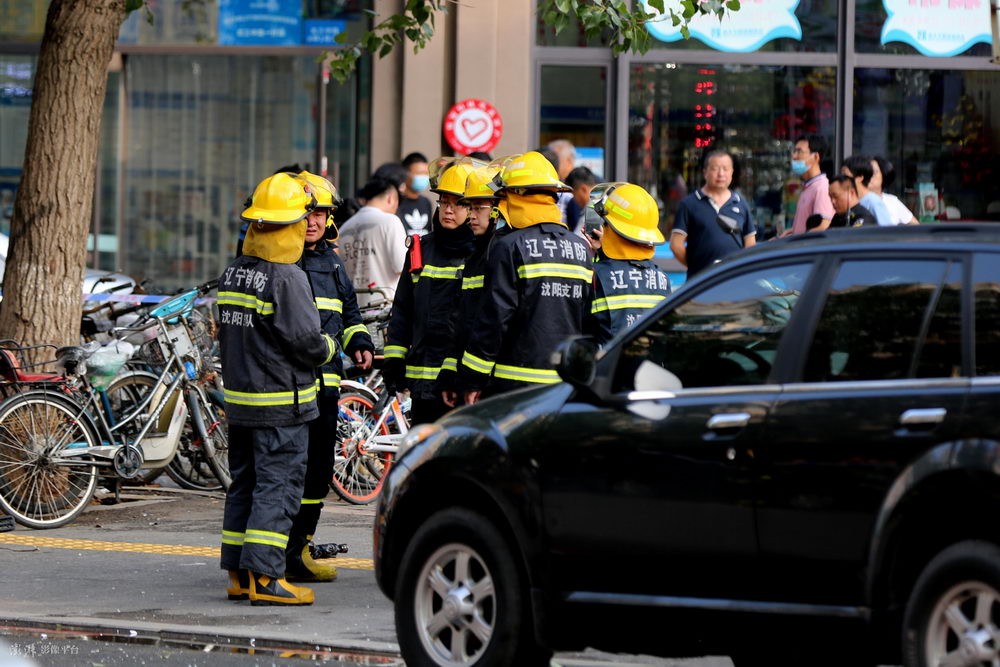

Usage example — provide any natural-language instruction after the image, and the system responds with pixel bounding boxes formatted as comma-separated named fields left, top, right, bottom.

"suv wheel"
left=903, top=540, right=1000, bottom=667
left=394, top=507, right=550, bottom=667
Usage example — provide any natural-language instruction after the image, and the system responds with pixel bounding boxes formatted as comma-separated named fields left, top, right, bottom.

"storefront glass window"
left=0, top=55, right=35, bottom=236
left=645, top=0, right=838, bottom=53
left=855, top=0, right=992, bottom=57
left=539, top=65, right=608, bottom=177
left=326, top=57, right=367, bottom=200
left=628, top=63, right=837, bottom=238
left=91, top=71, right=122, bottom=271
left=853, top=68, right=1000, bottom=222
left=121, top=55, right=317, bottom=291
left=117, top=0, right=369, bottom=47
left=0, top=1, right=48, bottom=43
left=536, top=15, right=610, bottom=47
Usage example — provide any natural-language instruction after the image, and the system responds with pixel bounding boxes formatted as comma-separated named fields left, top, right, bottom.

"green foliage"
left=325, top=0, right=740, bottom=84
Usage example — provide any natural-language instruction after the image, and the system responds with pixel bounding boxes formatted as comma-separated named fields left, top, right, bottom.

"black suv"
left=374, top=225, right=1000, bottom=667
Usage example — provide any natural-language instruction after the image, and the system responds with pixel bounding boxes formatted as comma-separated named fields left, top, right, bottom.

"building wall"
left=370, top=0, right=533, bottom=166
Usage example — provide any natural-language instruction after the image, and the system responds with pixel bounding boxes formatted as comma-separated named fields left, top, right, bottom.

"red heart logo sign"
left=461, top=118, right=489, bottom=142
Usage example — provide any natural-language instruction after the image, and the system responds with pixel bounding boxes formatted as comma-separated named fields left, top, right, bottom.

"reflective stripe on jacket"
left=587, top=256, right=671, bottom=346
left=457, top=223, right=593, bottom=394
left=386, top=232, right=466, bottom=400
left=301, top=241, right=374, bottom=393
left=218, top=256, right=336, bottom=427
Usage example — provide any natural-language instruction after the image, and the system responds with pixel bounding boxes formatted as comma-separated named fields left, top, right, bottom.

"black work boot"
left=248, top=571, right=314, bottom=606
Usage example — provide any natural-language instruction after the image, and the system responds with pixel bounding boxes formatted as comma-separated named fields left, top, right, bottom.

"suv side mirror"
left=552, top=336, right=598, bottom=387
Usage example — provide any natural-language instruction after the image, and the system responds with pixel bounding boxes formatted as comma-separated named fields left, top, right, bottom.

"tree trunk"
left=0, top=0, right=126, bottom=357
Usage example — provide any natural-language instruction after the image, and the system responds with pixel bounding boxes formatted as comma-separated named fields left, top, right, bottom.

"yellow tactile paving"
left=0, top=534, right=374, bottom=570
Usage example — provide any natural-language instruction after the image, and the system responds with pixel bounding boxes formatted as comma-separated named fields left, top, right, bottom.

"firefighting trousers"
left=287, top=392, right=339, bottom=557
left=220, top=423, right=308, bottom=579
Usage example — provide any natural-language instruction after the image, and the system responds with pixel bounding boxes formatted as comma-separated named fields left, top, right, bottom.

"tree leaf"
left=124, top=0, right=144, bottom=14
left=649, top=0, right=665, bottom=14
left=725, top=0, right=741, bottom=11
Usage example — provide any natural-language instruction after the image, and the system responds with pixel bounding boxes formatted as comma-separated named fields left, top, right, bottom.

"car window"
left=614, top=262, right=813, bottom=391
left=973, top=253, right=1000, bottom=376
left=802, top=259, right=960, bottom=383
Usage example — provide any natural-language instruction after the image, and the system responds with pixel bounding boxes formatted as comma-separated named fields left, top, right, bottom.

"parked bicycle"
left=0, top=281, right=227, bottom=528
left=331, top=287, right=409, bottom=504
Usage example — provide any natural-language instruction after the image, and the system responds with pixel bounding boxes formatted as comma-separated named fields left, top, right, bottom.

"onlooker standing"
left=872, top=157, right=918, bottom=225
left=337, top=177, right=407, bottom=306
left=669, top=150, right=756, bottom=277
left=397, top=152, right=434, bottom=236
left=787, top=134, right=835, bottom=234
left=564, top=166, right=597, bottom=231
left=548, top=139, right=577, bottom=225
left=548, top=139, right=576, bottom=181
left=828, top=174, right=874, bottom=228
left=841, top=156, right=895, bottom=227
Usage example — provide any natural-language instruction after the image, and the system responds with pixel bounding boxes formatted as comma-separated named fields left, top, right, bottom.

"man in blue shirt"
left=669, top=150, right=757, bottom=277
left=841, top=155, right=896, bottom=227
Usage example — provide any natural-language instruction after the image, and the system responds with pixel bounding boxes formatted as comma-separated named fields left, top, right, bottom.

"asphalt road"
left=0, top=481, right=738, bottom=666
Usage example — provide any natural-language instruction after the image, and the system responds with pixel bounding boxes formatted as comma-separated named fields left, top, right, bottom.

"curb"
left=0, top=616, right=402, bottom=665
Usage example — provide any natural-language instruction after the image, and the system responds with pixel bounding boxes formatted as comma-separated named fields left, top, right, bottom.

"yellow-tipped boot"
left=227, top=570, right=250, bottom=600
left=248, top=572, right=314, bottom=606
left=286, top=542, right=338, bottom=582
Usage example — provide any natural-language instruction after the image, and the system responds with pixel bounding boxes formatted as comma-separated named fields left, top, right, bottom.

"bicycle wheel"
left=333, top=393, right=394, bottom=504
left=190, top=393, right=230, bottom=489
left=104, top=372, right=165, bottom=485
left=0, top=391, right=100, bottom=528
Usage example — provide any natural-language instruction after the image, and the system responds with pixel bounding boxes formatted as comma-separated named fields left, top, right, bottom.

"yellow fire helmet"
left=589, top=181, right=665, bottom=246
left=459, top=166, right=501, bottom=204
left=431, top=158, right=482, bottom=198
left=240, top=173, right=314, bottom=264
left=493, top=151, right=571, bottom=194
left=241, top=172, right=316, bottom=225
left=298, top=170, right=341, bottom=239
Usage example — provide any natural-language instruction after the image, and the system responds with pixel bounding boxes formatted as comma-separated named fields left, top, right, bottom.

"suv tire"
left=902, top=540, right=1000, bottom=667
left=394, top=507, right=551, bottom=667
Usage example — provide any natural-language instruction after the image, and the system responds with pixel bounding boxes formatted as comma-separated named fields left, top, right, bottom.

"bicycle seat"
left=0, top=349, right=62, bottom=383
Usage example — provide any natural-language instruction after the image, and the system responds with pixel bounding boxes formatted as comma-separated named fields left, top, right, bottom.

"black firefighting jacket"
left=385, top=232, right=466, bottom=400
left=588, top=255, right=671, bottom=346
left=218, top=256, right=337, bottom=427
left=457, top=223, right=593, bottom=394
left=435, top=232, right=494, bottom=393
left=300, top=240, right=374, bottom=395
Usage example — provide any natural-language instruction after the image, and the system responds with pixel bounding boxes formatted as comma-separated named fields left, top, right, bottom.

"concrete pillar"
left=370, top=0, right=403, bottom=170
left=453, top=0, right=533, bottom=157
left=400, top=7, right=453, bottom=159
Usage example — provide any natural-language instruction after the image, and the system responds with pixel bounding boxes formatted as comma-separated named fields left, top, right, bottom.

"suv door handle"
left=899, top=408, right=947, bottom=426
left=707, top=412, right=751, bottom=430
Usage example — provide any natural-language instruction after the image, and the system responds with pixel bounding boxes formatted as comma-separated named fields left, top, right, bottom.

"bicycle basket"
left=85, top=341, right=135, bottom=391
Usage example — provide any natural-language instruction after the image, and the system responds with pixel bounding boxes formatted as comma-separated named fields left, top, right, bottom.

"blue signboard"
left=642, top=0, right=802, bottom=53
left=303, top=19, right=346, bottom=46
left=218, top=0, right=302, bottom=46
left=881, top=0, right=991, bottom=57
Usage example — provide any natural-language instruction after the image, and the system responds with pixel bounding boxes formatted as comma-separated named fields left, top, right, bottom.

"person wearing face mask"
left=436, top=165, right=503, bottom=407
left=397, top=152, right=434, bottom=236
left=457, top=152, right=594, bottom=403
left=785, top=134, right=835, bottom=235
left=382, top=159, right=478, bottom=425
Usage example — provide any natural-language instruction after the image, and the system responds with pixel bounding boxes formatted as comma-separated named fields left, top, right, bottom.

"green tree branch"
left=325, top=0, right=741, bottom=83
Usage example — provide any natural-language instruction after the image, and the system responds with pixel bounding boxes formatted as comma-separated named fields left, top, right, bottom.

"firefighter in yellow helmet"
left=584, top=182, right=672, bottom=346
left=219, top=172, right=339, bottom=606
left=280, top=171, right=374, bottom=581
left=456, top=151, right=594, bottom=402
left=383, top=158, right=479, bottom=424
left=436, top=164, right=503, bottom=406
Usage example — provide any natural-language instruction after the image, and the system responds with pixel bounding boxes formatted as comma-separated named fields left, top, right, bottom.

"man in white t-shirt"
left=338, top=177, right=408, bottom=307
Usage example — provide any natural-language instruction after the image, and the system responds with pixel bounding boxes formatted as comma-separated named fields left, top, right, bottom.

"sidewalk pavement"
left=0, top=487, right=399, bottom=663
